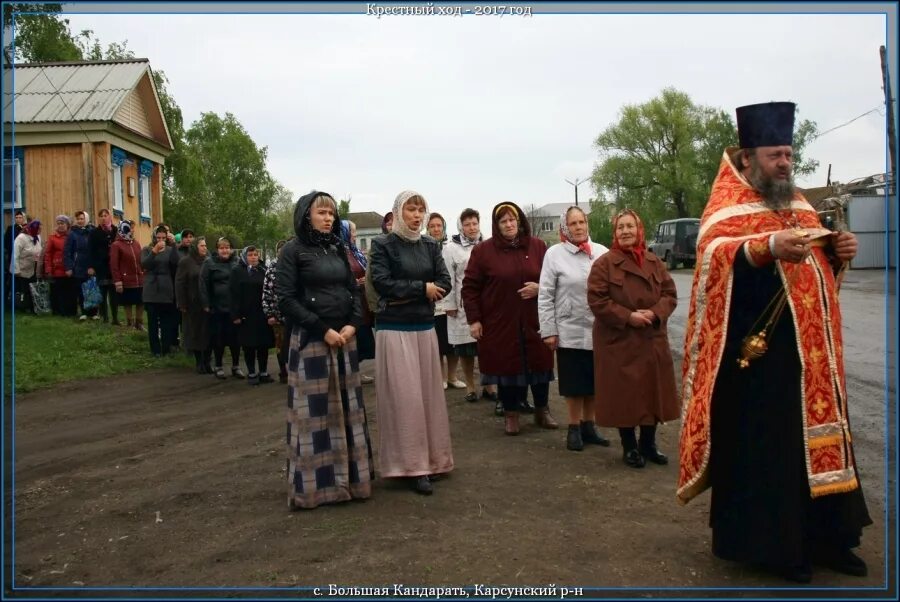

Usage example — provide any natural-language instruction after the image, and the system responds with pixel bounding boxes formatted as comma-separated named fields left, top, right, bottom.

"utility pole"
left=564, top=177, right=589, bottom=207
left=881, top=45, right=897, bottom=186
left=615, top=170, right=622, bottom=210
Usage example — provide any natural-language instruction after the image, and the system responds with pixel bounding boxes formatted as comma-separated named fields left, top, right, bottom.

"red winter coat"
left=109, top=237, right=144, bottom=289
left=462, top=202, right=553, bottom=376
left=43, top=231, right=69, bottom=278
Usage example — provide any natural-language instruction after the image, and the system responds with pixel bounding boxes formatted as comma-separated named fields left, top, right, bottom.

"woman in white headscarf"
left=369, top=190, right=454, bottom=496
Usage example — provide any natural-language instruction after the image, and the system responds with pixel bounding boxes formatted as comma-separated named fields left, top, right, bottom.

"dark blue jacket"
left=63, top=226, right=94, bottom=279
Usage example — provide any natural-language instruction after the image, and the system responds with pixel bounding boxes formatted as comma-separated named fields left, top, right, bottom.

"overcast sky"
left=63, top=5, right=890, bottom=234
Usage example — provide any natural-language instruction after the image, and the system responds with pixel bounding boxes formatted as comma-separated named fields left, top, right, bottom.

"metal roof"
left=3, top=60, right=150, bottom=124
left=533, top=202, right=593, bottom=216
left=346, top=211, right=385, bottom=230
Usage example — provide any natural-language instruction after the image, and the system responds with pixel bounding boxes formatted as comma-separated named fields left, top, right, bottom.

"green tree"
left=337, top=197, right=351, bottom=219
left=74, top=29, right=135, bottom=61
left=587, top=195, right=615, bottom=248
left=3, top=3, right=81, bottom=62
left=256, top=182, right=296, bottom=260
left=592, top=88, right=819, bottom=230
left=168, top=112, right=277, bottom=249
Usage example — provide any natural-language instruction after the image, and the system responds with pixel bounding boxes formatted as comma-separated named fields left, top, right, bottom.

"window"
left=358, top=238, right=367, bottom=251
left=541, top=220, right=554, bottom=232
left=112, top=165, right=124, bottom=213
left=3, top=147, right=24, bottom=210
left=138, top=160, right=153, bottom=221
left=111, top=147, right=127, bottom=216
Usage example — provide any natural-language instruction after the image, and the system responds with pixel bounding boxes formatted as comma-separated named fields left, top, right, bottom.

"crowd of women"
left=278, top=190, right=680, bottom=508
left=7, top=208, right=288, bottom=384
left=6, top=193, right=680, bottom=508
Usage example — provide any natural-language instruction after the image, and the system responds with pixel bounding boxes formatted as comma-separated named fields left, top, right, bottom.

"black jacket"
left=229, top=258, right=273, bottom=349
left=88, top=225, right=116, bottom=281
left=275, top=191, right=362, bottom=339
left=200, top=252, right=237, bottom=314
left=369, top=232, right=452, bottom=325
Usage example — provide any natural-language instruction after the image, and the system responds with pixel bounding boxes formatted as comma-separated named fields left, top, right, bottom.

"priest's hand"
left=831, top=231, right=859, bottom=262
left=772, top=230, right=811, bottom=263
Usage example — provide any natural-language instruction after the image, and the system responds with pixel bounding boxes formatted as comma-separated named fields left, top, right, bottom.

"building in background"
left=3, top=59, right=173, bottom=245
left=345, top=211, right=384, bottom=252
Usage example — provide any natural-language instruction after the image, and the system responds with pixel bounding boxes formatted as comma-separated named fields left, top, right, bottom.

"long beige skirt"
left=375, top=327, right=454, bottom=478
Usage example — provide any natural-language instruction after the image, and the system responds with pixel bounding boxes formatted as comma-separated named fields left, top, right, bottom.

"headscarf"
left=240, top=246, right=260, bottom=273
left=455, top=216, right=482, bottom=248
left=559, top=206, right=593, bottom=258
left=381, top=211, right=394, bottom=234
left=340, top=220, right=368, bottom=270
left=25, top=220, right=41, bottom=243
left=492, top=202, right=525, bottom=248
left=99, top=211, right=113, bottom=232
left=611, top=208, right=646, bottom=267
left=80, top=211, right=91, bottom=227
left=427, top=212, right=447, bottom=244
left=55, top=214, right=71, bottom=227
left=117, top=221, right=133, bottom=242
left=391, top=190, right=427, bottom=242
left=189, top=236, right=207, bottom=261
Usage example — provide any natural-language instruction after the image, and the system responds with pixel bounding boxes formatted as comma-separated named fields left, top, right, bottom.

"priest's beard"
left=748, top=159, right=796, bottom=211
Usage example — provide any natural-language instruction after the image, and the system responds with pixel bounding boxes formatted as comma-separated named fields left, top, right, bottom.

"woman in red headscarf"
left=587, top=209, right=679, bottom=468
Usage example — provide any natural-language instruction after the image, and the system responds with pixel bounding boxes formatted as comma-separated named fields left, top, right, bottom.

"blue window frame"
left=138, top=160, right=153, bottom=223
left=111, top=147, right=127, bottom=217
left=3, top=147, right=25, bottom=211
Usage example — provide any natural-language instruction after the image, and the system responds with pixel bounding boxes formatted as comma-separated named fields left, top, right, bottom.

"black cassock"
left=709, top=251, right=871, bottom=568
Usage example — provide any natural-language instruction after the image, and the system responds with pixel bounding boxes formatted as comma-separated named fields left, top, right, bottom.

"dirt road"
left=7, top=270, right=894, bottom=597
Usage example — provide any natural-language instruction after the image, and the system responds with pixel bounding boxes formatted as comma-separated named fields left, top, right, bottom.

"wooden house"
left=2, top=59, right=173, bottom=245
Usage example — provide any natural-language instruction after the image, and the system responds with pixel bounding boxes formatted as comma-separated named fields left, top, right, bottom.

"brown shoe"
left=535, top=407, right=559, bottom=429
left=504, top=411, right=520, bottom=436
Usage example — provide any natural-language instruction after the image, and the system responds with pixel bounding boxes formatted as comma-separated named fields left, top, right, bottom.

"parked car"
left=648, top=218, right=700, bottom=269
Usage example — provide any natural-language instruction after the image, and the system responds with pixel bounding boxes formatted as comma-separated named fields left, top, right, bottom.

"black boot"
left=566, top=425, right=584, bottom=451
left=518, top=399, right=535, bottom=414
left=639, top=425, right=668, bottom=465
left=580, top=421, right=611, bottom=446
left=412, top=476, right=433, bottom=495
left=201, top=350, right=212, bottom=374
left=619, top=427, right=645, bottom=468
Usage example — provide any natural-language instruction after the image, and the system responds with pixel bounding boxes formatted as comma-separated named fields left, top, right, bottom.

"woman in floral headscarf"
left=369, top=190, right=454, bottom=496
left=538, top=206, right=611, bottom=451
left=587, top=208, right=679, bottom=469
left=109, top=221, right=145, bottom=329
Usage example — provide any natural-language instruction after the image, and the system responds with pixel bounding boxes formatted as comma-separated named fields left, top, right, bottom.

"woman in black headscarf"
left=275, top=191, right=373, bottom=510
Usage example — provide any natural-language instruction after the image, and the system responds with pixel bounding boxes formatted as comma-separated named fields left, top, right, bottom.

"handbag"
left=81, top=276, right=102, bottom=310
left=29, top=280, right=51, bottom=315
left=272, top=323, right=284, bottom=350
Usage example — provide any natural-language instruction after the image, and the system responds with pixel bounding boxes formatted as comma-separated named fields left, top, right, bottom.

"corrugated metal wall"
left=847, top=194, right=897, bottom=269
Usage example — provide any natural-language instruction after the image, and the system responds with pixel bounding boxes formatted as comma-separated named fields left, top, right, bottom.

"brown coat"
left=587, top=249, right=679, bottom=427
left=462, top=203, right=553, bottom=377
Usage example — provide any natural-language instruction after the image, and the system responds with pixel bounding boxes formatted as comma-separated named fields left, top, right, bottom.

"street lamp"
left=565, top=177, right=590, bottom=207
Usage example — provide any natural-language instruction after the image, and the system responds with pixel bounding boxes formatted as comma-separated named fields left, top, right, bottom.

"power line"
left=810, top=105, right=884, bottom=141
